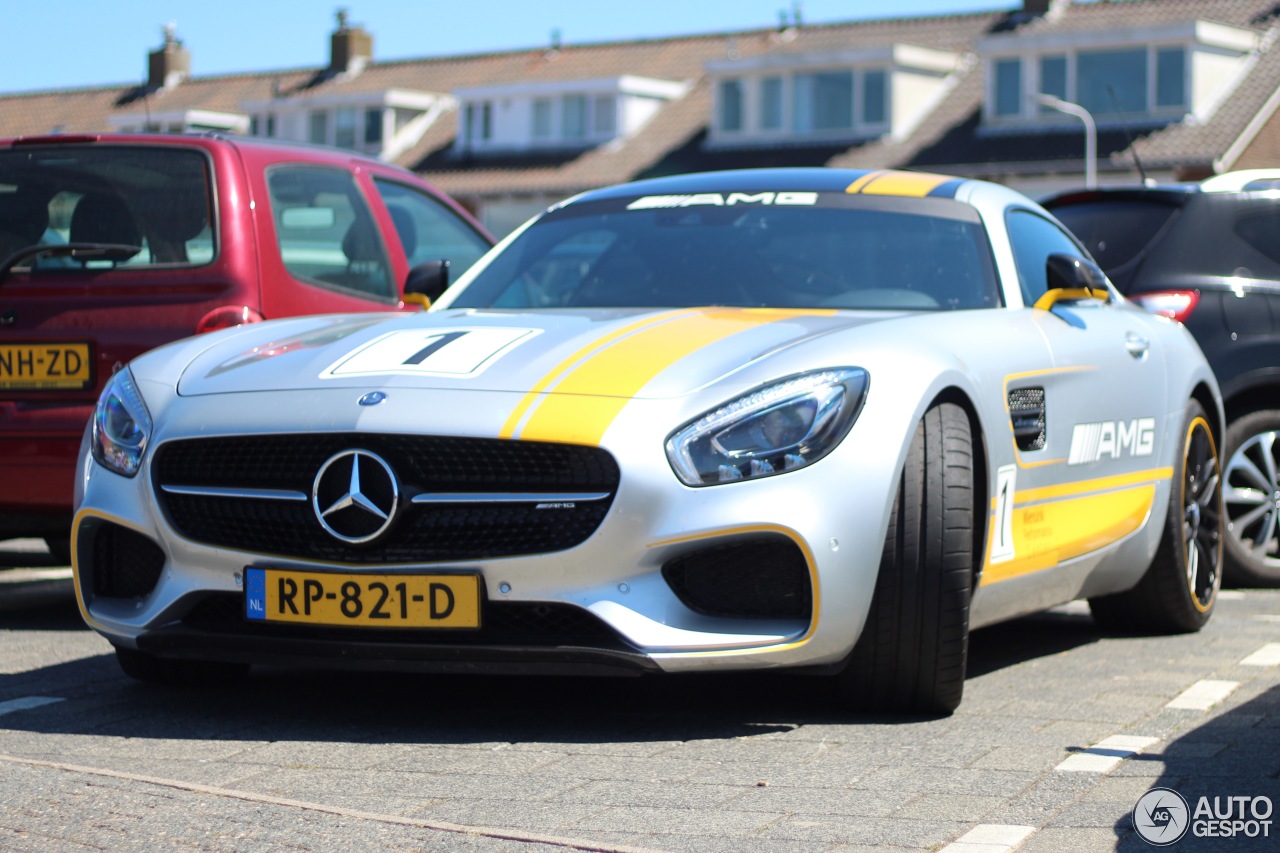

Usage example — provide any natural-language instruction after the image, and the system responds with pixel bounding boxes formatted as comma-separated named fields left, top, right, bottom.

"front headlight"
left=91, top=368, right=153, bottom=477
left=666, top=368, right=868, bottom=486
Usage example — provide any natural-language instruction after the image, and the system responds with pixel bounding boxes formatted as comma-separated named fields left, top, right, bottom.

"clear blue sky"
left=5, top=1, right=1019, bottom=93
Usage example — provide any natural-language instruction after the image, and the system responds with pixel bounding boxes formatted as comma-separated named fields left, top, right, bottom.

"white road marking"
left=1252, top=615, right=1280, bottom=623
left=1241, top=643, right=1280, bottom=667
left=938, top=824, right=1036, bottom=853
left=1217, top=590, right=1248, bottom=600
left=1055, top=735, right=1159, bottom=773
left=1166, top=680, right=1239, bottom=711
left=0, top=696, right=63, bottom=717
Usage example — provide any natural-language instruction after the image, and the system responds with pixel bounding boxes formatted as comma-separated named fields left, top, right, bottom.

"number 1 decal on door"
left=990, top=463, right=1017, bottom=564
left=321, top=327, right=540, bottom=379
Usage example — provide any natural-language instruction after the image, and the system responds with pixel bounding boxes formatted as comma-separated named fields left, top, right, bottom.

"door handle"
left=1125, top=333, right=1150, bottom=359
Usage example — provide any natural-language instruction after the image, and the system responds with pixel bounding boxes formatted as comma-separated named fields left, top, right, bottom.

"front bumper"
left=72, top=395, right=896, bottom=676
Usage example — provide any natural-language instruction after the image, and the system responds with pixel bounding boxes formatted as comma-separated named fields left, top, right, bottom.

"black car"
left=1045, top=171, right=1280, bottom=586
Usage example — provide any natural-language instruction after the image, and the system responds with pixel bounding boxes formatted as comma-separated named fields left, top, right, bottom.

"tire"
left=1221, top=409, right=1280, bottom=587
left=1089, top=400, right=1221, bottom=633
left=835, top=402, right=974, bottom=715
left=115, top=647, right=249, bottom=687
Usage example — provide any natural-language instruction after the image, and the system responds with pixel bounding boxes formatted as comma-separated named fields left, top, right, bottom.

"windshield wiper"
left=0, top=242, right=144, bottom=283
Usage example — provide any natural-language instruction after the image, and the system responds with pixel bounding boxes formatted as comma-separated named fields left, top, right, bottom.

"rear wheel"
left=835, top=402, right=974, bottom=715
left=1222, top=409, right=1280, bottom=587
left=114, top=647, right=249, bottom=687
left=1089, top=400, right=1221, bottom=632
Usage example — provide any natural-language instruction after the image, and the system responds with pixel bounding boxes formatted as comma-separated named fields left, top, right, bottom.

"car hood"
left=174, top=307, right=894, bottom=400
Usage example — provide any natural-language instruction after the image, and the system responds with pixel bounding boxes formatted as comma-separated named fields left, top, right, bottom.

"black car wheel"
left=1222, top=409, right=1280, bottom=587
left=1090, top=400, right=1221, bottom=631
left=835, top=402, right=973, bottom=716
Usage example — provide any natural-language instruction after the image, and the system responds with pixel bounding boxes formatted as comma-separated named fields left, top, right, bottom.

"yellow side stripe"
left=1013, top=467, right=1172, bottom=506
left=981, top=484, right=1155, bottom=585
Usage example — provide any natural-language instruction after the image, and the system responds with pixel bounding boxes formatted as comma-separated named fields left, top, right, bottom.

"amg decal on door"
left=1068, top=418, right=1155, bottom=465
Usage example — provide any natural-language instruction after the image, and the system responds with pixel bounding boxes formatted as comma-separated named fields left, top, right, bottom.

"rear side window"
left=267, top=166, right=394, bottom=300
left=1233, top=208, right=1280, bottom=266
left=1049, top=199, right=1177, bottom=274
left=0, top=146, right=213, bottom=270
left=373, top=178, right=490, bottom=276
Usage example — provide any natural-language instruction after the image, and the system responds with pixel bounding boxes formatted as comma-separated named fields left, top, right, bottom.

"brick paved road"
left=1, top=539, right=1278, bottom=852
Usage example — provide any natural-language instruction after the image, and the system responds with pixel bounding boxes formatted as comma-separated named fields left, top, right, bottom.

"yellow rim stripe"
left=514, top=308, right=829, bottom=445
left=1185, top=415, right=1220, bottom=614
left=499, top=309, right=696, bottom=439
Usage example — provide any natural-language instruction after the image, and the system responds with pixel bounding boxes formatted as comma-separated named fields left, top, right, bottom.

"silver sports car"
left=73, top=168, right=1224, bottom=714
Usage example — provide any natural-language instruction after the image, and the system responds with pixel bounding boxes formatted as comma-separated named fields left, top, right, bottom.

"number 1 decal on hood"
left=320, top=327, right=540, bottom=380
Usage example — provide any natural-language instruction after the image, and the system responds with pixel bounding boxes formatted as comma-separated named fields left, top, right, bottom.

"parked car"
left=0, top=133, right=493, bottom=560
left=72, top=168, right=1223, bottom=714
left=1044, top=171, right=1280, bottom=587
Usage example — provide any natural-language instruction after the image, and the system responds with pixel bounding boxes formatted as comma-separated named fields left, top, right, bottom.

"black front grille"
left=91, top=523, right=166, bottom=599
left=153, top=434, right=620, bottom=564
left=663, top=536, right=811, bottom=620
left=182, top=593, right=634, bottom=650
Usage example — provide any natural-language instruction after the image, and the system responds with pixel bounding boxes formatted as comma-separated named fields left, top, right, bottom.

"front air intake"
left=662, top=536, right=811, bottom=620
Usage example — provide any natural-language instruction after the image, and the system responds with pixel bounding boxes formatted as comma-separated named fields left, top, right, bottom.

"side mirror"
left=402, top=259, right=450, bottom=309
left=1035, top=253, right=1110, bottom=311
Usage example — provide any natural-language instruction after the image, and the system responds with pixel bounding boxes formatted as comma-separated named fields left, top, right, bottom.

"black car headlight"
left=666, top=368, right=868, bottom=486
left=91, top=368, right=153, bottom=477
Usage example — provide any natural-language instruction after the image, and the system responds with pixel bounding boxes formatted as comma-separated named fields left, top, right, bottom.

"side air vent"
left=1008, top=387, right=1046, bottom=451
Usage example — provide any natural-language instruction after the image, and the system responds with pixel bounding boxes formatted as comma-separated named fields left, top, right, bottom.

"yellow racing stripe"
left=856, top=170, right=955, bottom=198
left=513, top=308, right=828, bottom=445
left=499, top=309, right=696, bottom=439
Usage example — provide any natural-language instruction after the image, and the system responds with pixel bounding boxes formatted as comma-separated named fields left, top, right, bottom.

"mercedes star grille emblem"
left=312, top=449, right=400, bottom=544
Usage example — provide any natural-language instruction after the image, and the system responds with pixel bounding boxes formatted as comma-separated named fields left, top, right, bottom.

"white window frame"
left=985, top=43, right=1191, bottom=125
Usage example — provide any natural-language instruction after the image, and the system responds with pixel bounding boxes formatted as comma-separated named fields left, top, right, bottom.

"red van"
left=0, top=133, right=493, bottom=559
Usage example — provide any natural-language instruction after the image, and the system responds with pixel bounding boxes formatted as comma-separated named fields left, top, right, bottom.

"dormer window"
left=453, top=76, right=688, bottom=154
left=980, top=20, right=1258, bottom=126
left=241, top=89, right=444, bottom=161
left=707, top=44, right=959, bottom=146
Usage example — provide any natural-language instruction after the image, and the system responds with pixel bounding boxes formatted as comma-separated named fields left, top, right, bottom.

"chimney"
left=1023, top=0, right=1071, bottom=15
left=148, top=22, right=190, bottom=90
left=330, top=8, right=373, bottom=75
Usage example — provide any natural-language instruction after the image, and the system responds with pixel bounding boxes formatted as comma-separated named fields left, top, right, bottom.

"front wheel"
left=1222, top=409, right=1280, bottom=587
left=1089, top=399, right=1221, bottom=633
left=835, top=402, right=974, bottom=715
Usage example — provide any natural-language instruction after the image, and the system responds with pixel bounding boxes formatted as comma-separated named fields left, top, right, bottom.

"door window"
left=1006, top=209, right=1087, bottom=304
left=373, top=178, right=490, bottom=276
left=268, top=166, right=394, bottom=300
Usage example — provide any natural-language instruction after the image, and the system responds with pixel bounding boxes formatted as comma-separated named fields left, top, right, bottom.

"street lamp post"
left=1036, top=94, right=1097, bottom=189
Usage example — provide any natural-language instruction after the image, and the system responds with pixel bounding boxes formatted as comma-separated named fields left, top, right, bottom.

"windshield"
left=449, top=193, right=1000, bottom=311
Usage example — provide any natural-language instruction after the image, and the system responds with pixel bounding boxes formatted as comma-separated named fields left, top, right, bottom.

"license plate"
left=244, top=567, right=481, bottom=629
left=0, top=342, right=93, bottom=390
